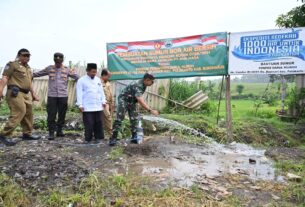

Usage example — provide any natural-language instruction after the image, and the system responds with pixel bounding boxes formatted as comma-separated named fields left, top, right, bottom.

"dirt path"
left=1, top=133, right=298, bottom=206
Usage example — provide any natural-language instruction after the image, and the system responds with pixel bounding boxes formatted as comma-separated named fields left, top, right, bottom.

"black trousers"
left=82, top=111, right=104, bottom=141
left=47, top=97, right=68, bottom=132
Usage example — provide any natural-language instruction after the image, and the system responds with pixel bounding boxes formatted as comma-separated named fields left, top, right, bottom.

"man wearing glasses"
left=0, top=48, right=40, bottom=146
left=33, top=52, right=79, bottom=140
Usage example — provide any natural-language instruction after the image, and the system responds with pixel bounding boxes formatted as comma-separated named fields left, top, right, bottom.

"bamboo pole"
left=225, top=75, right=233, bottom=142
left=217, top=75, right=225, bottom=124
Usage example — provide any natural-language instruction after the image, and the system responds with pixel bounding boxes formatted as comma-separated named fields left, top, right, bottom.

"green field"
left=230, top=82, right=295, bottom=96
left=231, top=82, right=269, bottom=96
left=164, top=99, right=280, bottom=122
left=215, top=99, right=279, bottom=120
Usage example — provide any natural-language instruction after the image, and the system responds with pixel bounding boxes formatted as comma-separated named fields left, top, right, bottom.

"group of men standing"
left=0, top=48, right=158, bottom=147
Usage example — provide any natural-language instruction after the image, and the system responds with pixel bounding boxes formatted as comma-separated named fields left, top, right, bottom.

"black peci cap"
left=54, top=52, right=64, bottom=59
left=87, top=63, right=97, bottom=70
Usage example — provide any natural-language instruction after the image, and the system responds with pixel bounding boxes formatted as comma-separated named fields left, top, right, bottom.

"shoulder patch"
left=3, top=64, right=10, bottom=71
left=3, top=61, right=15, bottom=71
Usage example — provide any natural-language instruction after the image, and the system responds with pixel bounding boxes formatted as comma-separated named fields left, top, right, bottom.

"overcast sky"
left=0, top=0, right=302, bottom=69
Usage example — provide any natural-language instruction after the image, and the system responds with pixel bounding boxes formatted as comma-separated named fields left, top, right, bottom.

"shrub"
left=200, top=101, right=217, bottom=114
left=236, top=84, right=245, bottom=95
left=168, top=79, right=207, bottom=103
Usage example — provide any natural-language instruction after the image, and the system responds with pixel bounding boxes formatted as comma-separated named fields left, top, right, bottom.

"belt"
left=7, top=85, right=30, bottom=94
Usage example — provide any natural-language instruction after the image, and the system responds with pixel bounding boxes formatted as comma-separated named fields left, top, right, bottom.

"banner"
left=229, top=28, right=305, bottom=75
left=107, top=32, right=228, bottom=80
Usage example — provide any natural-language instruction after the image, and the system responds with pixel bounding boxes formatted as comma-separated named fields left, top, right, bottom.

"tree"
left=276, top=1, right=305, bottom=28
left=269, top=75, right=295, bottom=83
left=275, top=1, right=305, bottom=115
left=236, top=84, right=245, bottom=95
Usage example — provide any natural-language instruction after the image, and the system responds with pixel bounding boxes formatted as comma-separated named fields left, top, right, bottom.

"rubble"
left=0, top=139, right=90, bottom=192
left=286, top=173, right=302, bottom=182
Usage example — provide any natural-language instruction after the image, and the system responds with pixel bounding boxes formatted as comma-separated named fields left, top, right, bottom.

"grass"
left=274, top=159, right=305, bottom=205
left=0, top=101, right=9, bottom=116
left=230, top=82, right=295, bottom=96
left=275, top=160, right=305, bottom=175
left=162, top=99, right=305, bottom=147
left=0, top=173, right=30, bottom=207
left=0, top=101, right=46, bottom=116
left=3, top=168, right=303, bottom=206
left=162, top=112, right=227, bottom=143
left=42, top=172, right=263, bottom=207
left=214, top=99, right=279, bottom=120
left=163, top=99, right=279, bottom=123
left=0, top=171, right=240, bottom=207
left=168, top=79, right=208, bottom=102
left=108, top=146, right=124, bottom=160
left=231, top=82, right=271, bottom=96
left=224, top=195, right=242, bottom=207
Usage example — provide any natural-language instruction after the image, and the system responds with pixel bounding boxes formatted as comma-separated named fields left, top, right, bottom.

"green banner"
left=107, top=32, right=228, bottom=80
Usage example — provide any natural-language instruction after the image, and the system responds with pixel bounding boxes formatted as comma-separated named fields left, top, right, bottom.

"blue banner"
left=229, top=28, right=305, bottom=75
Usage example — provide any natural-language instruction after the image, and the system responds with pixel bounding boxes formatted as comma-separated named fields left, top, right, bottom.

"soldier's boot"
left=48, top=131, right=55, bottom=140
left=130, top=132, right=138, bottom=144
left=22, top=134, right=41, bottom=141
left=56, top=129, right=65, bottom=137
left=109, top=131, right=118, bottom=147
left=0, top=135, right=16, bottom=146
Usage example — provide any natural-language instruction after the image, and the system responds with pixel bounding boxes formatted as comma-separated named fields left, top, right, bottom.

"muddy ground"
left=0, top=129, right=304, bottom=206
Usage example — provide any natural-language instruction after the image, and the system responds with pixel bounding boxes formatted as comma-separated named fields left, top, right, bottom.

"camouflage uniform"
left=111, top=79, right=146, bottom=138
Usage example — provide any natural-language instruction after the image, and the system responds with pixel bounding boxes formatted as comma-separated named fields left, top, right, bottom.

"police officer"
left=0, top=48, right=40, bottom=146
left=109, top=73, right=159, bottom=146
left=33, top=52, right=79, bottom=140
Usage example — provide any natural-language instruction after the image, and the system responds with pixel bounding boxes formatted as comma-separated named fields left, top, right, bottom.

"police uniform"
left=110, top=79, right=146, bottom=142
left=33, top=65, right=79, bottom=137
left=101, top=80, right=113, bottom=137
left=0, top=60, right=33, bottom=137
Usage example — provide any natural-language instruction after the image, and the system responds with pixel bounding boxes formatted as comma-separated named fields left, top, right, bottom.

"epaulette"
left=7, top=61, right=15, bottom=66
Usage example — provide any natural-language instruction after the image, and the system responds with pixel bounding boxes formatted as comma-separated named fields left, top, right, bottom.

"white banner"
left=229, top=28, right=305, bottom=75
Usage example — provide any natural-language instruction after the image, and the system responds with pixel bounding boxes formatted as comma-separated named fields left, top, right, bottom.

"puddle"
left=98, top=116, right=285, bottom=187
left=100, top=139, right=284, bottom=187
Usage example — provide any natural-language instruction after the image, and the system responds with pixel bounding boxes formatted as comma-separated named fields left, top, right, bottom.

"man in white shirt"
left=76, top=63, right=106, bottom=143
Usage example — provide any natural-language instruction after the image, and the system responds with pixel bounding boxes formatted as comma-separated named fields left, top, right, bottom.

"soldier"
left=33, top=52, right=79, bottom=140
left=109, top=73, right=159, bottom=146
left=100, top=69, right=113, bottom=138
left=0, top=48, right=40, bottom=146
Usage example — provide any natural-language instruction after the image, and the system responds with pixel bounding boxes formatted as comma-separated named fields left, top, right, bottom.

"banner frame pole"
left=216, top=75, right=225, bottom=125
left=226, top=32, right=233, bottom=142
left=225, top=75, right=233, bottom=142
